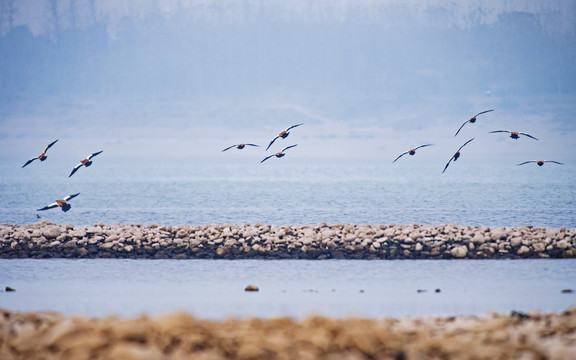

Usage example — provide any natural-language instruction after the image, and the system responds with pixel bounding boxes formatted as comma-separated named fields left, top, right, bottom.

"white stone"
left=450, top=246, right=468, bottom=258
left=556, top=240, right=569, bottom=249
left=510, top=237, right=522, bottom=247
left=42, top=226, right=61, bottom=239
left=471, top=233, right=485, bottom=244
left=517, top=246, right=531, bottom=256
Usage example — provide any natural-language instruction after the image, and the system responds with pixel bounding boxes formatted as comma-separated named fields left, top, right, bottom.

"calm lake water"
left=1, top=159, right=575, bottom=227
left=1, top=259, right=575, bottom=319
left=1, top=159, right=575, bottom=319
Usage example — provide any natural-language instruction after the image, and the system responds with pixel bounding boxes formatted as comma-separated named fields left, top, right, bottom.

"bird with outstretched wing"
left=393, top=144, right=433, bottom=163
left=37, top=193, right=80, bottom=212
left=517, top=160, right=563, bottom=167
left=454, top=109, right=494, bottom=137
left=442, top=138, right=474, bottom=174
left=221, top=144, right=260, bottom=152
left=22, top=139, right=59, bottom=168
left=261, top=144, right=298, bottom=163
left=265, top=124, right=303, bottom=151
left=69, top=151, right=103, bottom=177
left=489, top=130, right=538, bottom=140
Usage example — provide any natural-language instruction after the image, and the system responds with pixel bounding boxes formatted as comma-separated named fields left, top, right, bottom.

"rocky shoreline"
left=1, top=221, right=575, bottom=259
left=1, top=306, right=576, bottom=359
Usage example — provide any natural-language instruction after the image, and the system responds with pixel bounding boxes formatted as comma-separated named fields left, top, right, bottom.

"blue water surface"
left=1, top=159, right=574, bottom=227
left=1, top=259, right=575, bottom=319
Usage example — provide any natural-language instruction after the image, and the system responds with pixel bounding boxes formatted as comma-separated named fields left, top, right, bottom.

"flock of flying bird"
left=390, top=109, right=564, bottom=173
left=222, top=110, right=564, bottom=173
left=222, top=123, right=303, bottom=163
left=22, top=124, right=306, bottom=213
left=22, top=140, right=103, bottom=212
left=23, top=111, right=564, bottom=213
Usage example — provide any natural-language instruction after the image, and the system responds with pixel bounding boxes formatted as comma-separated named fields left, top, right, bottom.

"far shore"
left=1, top=222, right=574, bottom=260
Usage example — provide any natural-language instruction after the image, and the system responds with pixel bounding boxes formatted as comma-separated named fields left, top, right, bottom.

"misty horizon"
left=0, top=0, right=575, bottom=164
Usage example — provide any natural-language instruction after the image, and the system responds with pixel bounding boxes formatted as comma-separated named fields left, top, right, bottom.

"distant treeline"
left=1, top=4, right=574, bottom=104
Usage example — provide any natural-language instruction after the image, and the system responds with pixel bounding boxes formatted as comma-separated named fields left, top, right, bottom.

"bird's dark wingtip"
left=442, top=161, right=451, bottom=174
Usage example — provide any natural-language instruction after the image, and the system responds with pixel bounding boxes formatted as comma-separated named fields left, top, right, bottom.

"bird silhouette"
left=454, top=109, right=494, bottom=137
left=69, top=151, right=103, bottom=177
left=489, top=130, right=538, bottom=140
left=22, top=139, right=58, bottom=168
left=393, top=144, right=433, bottom=163
left=37, top=193, right=80, bottom=212
left=221, top=144, right=260, bottom=152
left=261, top=145, right=298, bottom=163
left=517, top=160, right=564, bottom=167
left=265, top=124, right=303, bottom=151
left=442, top=138, right=474, bottom=174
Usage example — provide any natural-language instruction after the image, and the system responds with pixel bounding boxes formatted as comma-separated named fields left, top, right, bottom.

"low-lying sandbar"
left=1, top=222, right=575, bottom=259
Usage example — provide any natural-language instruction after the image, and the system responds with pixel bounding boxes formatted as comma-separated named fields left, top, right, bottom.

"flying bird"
left=393, top=144, right=433, bottom=163
left=69, top=151, right=103, bottom=177
left=265, top=124, right=303, bottom=151
left=489, top=130, right=538, bottom=140
left=442, top=138, right=474, bottom=174
left=454, top=109, right=494, bottom=137
left=22, top=139, right=58, bottom=168
left=261, top=144, right=298, bottom=163
left=221, top=143, right=260, bottom=152
left=37, top=193, right=80, bottom=212
left=517, top=160, right=564, bottom=167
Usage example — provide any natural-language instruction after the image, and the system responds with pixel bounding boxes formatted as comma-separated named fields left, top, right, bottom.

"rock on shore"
left=1, top=306, right=575, bottom=360
left=1, top=221, right=575, bottom=259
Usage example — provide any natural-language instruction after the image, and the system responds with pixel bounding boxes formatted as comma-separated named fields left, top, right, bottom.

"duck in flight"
left=22, top=139, right=58, bottom=168
left=442, top=138, right=474, bottom=174
left=261, top=144, right=298, bottom=163
left=517, top=160, right=564, bottom=167
left=37, top=193, right=80, bottom=212
left=393, top=144, right=433, bottom=163
left=265, top=124, right=303, bottom=151
left=489, top=130, right=538, bottom=140
left=454, top=109, right=494, bottom=137
left=221, top=143, right=260, bottom=152
left=69, top=151, right=103, bottom=177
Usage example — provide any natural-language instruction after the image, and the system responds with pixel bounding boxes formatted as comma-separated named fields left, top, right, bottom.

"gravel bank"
left=1, top=306, right=575, bottom=359
left=1, top=222, right=575, bottom=259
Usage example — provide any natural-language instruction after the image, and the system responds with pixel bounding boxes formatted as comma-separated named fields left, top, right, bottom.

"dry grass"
left=1, top=306, right=575, bottom=359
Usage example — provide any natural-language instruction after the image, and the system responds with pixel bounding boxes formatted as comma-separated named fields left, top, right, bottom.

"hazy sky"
left=1, top=0, right=575, bottom=166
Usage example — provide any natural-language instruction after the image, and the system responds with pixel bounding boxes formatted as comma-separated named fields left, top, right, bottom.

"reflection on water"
left=1, top=259, right=575, bottom=319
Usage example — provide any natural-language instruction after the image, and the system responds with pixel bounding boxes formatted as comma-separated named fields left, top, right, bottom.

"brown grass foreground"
left=1, top=307, right=576, bottom=360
